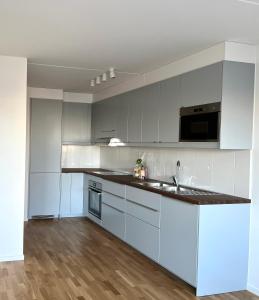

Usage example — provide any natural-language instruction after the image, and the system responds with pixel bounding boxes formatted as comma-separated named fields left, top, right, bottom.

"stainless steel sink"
left=136, top=182, right=171, bottom=188
left=135, top=181, right=218, bottom=195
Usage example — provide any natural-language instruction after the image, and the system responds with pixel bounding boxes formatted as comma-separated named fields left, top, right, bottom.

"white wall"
left=0, top=55, right=27, bottom=261
left=100, top=147, right=250, bottom=198
left=248, top=46, right=259, bottom=296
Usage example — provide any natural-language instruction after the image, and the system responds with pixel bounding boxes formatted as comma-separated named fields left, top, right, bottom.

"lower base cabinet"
left=102, top=203, right=125, bottom=240
left=60, top=173, right=85, bottom=217
left=160, top=197, right=198, bottom=287
left=29, top=173, right=61, bottom=218
left=125, top=214, right=159, bottom=262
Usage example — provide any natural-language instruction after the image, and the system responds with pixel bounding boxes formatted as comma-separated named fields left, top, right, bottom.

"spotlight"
left=109, top=68, right=116, bottom=79
left=102, top=73, right=107, bottom=81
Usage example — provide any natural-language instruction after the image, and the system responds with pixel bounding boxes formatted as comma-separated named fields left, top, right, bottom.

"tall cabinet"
left=29, top=99, right=62, bottom=218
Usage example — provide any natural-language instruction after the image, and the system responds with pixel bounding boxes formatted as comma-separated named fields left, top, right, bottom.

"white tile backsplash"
left=100, top=146, right=251, bottom=197
left=62, top=145, right=100, bottom=168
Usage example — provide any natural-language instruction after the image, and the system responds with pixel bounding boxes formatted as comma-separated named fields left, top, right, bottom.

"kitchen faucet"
left=170, top=160, right=181, bottom=188
left=171, top=175, right=179, bottom=188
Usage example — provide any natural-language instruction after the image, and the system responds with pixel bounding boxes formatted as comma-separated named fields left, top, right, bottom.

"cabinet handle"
left=102, top=202, right=124, bottom=213
left=126, top=199, right=158, bottom=212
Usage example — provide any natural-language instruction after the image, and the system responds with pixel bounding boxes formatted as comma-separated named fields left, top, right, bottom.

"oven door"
left=88, top=188, right=102, bottom=219
left=180, top=111, right=220, bottom=142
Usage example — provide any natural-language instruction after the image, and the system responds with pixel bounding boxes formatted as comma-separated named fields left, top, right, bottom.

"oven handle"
left=88, top=187, right=102, bottom=194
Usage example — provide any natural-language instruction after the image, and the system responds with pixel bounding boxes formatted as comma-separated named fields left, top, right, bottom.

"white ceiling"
left=0, top=0, right=259, bottom=93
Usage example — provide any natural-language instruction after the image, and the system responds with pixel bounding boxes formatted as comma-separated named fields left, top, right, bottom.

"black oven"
left=88, top=180, right=102, bottom=219
left=179, top=102, right=221, bottom=142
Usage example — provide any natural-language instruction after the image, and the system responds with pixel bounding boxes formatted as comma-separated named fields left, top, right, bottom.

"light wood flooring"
left=0, top=218, right=258, bottom=300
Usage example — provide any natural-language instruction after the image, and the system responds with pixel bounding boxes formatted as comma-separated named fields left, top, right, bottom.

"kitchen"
left=1, top=1, right=259, bottom=300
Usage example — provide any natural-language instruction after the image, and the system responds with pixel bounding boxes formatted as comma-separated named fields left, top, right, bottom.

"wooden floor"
left=0, top=218, right=258, bottom=300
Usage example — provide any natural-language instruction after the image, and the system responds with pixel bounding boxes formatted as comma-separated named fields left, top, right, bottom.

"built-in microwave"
left=179, top=102, right=221, bottom=142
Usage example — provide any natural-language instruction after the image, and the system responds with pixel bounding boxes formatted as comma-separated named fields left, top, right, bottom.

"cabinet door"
left=142, top=83, right=160, bottom=143
left=127, top=88, right=143, bottom=143
left=160, top=197, right=198, bottom=287
left=125, top=214, right=159, bottom=261
left=29, top=173, right=61, bottom=218
left=181, top=62, right=223, bottom=107
left=60, top=173, right=71, bottom=217
left=70, top=173, right=84, bottom=216
left=115, top=94, right=128, bottom=142
left=30, top=99, right=62, bottom=173
left=159, top=76, right=181, bottom=142
left=102, top=203, right=125, bottom=240
left=62, top=102, right=91, bottom=143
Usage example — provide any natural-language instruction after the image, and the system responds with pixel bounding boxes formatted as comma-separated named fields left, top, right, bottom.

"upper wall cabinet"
left=159, top=76, right=181, bottom=143
left=220, top=61, right=255, bottom=149
left=128, top=88, right=143, bottom=143
left=91, top=60, right=255, bottom=150
left=141, top=83, right=160, bottom=143
left=62, top=102, right=91, bottom=144
left=181, top=62, right=223, bottom=107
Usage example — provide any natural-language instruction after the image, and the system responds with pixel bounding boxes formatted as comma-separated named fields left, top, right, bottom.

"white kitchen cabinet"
left=125, top=213, right=159, bottom=262
left=141, top=83, right=160, bottom=143
left=181, top=62, right=223, bottom=107
left=29, top=173, right=61, bottom=218
left=125, top=186, right=161, bottom=261
left=126, top=199, right=160, bottom=228
left=126, top=186, right=161, bottom=211
left=60, top=173, right=85, bottom=217
left=102, top=180, right=125, bottom=199
left=60, top=173, right=71, bottom=216
left=160, top=196, right=250, bottom=296
left=102, top=202, right=125, bottom=240
left=159, top=76, right=181, bottom=143
left=62, top=102, right=91, bottom=144
left=127, top=88, right=143, bottom=143
left=160, top=197, right=199, bottom=287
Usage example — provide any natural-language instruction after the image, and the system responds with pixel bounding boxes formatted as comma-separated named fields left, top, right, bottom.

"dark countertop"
left=62, top=168, right=251, bottom=205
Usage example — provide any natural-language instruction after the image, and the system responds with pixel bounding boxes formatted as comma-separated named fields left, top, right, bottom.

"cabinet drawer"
left=103, top=191, right=125, bottom=212
left=102, top=203, right=125, bottom=240
left=102, top=180, right=125, bottom=198
left=126, top=199, right=160, bottom=228
left=125, top=214, right=159, bottom=261
left=126, top=186, right=161, bottom=211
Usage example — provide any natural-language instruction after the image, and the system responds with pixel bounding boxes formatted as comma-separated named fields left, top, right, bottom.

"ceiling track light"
left=102, top=72, right=107, bottom=81
left=109, top=67, right=116, bottom=79
left=96, top=76, right=101, bottom=84
left=90, top=67, right=116, bottom=87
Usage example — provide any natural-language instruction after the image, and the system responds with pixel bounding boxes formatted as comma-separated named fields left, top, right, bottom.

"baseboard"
left=248, top=284, right=259, bottom=296
left=0, top=254, right=24, bottom=262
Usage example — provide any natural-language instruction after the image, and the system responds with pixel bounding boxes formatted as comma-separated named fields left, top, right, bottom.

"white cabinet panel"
left=126, top=200, right=160, bottom=228
left=103, top=191, right=126, bottom=212
left=29, top=173, right=61, bottom=218
left=126, top=186, right=161, bottom=211
left=30, top=99, right=62, bottom=173
left=62, top=102, right=91, bottom=144
left=125, top=214, right=159, bottom=262
left=71, top=173, right=84, bottom=215
left=181, top=62, right=223, bottom=107
left=102, top=180, right=125, bottom=198
left=127, top=89, right=143, bottom=143
left=141, top=83, right=160, bottom=143
left=196, top=204, right=250, bottom=296
left=102, top=203, right=125, bottom=240
left=60, top=173, right=84, bottom=217
left=60, top=173, right=71, bottom=216
left=159, top=76, right=181, bottom=142
left=160, top=197, right=198, bottom=287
